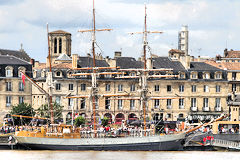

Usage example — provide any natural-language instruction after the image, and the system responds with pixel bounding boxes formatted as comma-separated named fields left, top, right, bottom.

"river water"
left=0, top=150, right=239, bottom=160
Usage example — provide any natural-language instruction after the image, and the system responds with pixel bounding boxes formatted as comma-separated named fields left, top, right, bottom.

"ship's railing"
left=78, top=129, right=155, bottom=138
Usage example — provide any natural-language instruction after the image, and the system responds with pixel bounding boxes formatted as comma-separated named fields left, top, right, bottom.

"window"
left=19, top=96, right=24, bottom=104
left=204, top=73, right=210, bottom=79
left=167, top=113, right=171, bottom=119
left=167, top=85, right=172, bottom=92
left=95, top=96, right=99, bottom=109
left=232, top=72, right=237, bottom=80
left=6, top=82, right=12, bottom=91
left=69, top=84, right=74, bottom=91
left=179, top=98, right=184, bottom=109
left=232, top=84, right=236, bottom=92
left=130, top=100, right=135, bottom=110
left=191, top=73, right=197, bottom=79
left=118, top=99, right=123, bottom=110
left=54, top=38, right=57, bottom=53
left=118, top=84, right=123, bottom=92
left=55, top=96, right=61, bottom=105
left=19, top=82, right=24, bottom=91
left=180, top=73, right=185, bottom=79
left=204, top=85, right=209, bottom=92
left=81, top=84, right=86, bottom=91
left=192, top=85, right=196, bottom=92
left=59, top=38, right=62, bottom=53
left=18, top=67, right=26, bottom=77
left=6, top=96, right=11, bottom=107
left=191, top=98, right=196, bottom=107
left=56, top=71, right=61, bottom=77
left=68, top=98, right=73, bottom=108
left=105, top=84, right=110, bottom=91
left=130, top=84, right=135, bottom=92
left=154, top=99, right=160, bottom=109
left=56, top=83, right=61, bottom=91
left=215, top=98, right=221, bottom=107
left=105, top=97, right=110, bottom=110
left=216, top=85, right=221, bottom=92
left=6, top=66, right=13, bottom=77
left=167, top=99, right=172, bottom=109
left=203, top=98, right=209, bottom=108
left=179, top=85, right=184, bottom=92
left=216, top=73, right=221, bottom=79
left=155, top=85, right=160, bottom=92
left=80, top=98, right=85, bottom=109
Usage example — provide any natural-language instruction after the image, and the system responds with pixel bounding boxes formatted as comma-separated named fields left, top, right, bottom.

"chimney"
left=114, top=51, right=122, bottom=58
left=72, top=54, right=78, bottom=68
left=30, top=59, right=35, bottom=66
left=35, top=61, right=39, bottom=68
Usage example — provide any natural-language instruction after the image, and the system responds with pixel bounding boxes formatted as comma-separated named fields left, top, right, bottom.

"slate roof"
left=116, top=57, right=143, bottom=69
left=0, top=55, right=30, bottom=65
left=0, top=49, right=31, bottom=62
left=189, top=62, right=222, bottom=71
left=78, top=57, right=109, bottom=68
left=152, top=57, right=185, bottom=71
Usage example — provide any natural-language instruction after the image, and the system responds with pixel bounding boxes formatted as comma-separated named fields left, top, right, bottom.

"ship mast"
left=47, top=23, right=54, bottom=124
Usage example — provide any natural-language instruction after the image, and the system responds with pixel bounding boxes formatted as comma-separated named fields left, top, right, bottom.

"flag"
left=21, top=72, right=26, bottom=86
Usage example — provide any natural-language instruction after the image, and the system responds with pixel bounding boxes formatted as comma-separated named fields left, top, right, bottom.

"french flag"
left=21, top=72, right=26, bottom=86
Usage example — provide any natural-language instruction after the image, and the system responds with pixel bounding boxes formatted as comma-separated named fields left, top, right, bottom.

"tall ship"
left=13, top=1, right=220, bottom=151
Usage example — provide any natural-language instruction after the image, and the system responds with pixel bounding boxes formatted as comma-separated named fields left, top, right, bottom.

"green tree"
left=101, top=117, right=109, bottom=127
left=37, top=102, right=64, bottom=123
left=9, top=103, right=35, bottom=125
left=74, top=116, right=86, bottom=127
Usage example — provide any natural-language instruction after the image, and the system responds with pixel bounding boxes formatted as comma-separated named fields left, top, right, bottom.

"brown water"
left=0, top=150, right=239, bottom=160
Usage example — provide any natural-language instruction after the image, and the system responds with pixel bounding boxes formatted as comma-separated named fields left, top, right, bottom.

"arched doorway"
left=115, top=113, right=125, bottom=124
left=128, top=113, right=138, bottom=123
left=104, top=113, right=112, bottom=123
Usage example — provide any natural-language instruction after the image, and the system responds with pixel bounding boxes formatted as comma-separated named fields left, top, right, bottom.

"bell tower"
left=48, top=30, right=72, bottom=63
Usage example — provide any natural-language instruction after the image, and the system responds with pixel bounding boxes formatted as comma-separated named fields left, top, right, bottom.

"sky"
left=0, top=0, right=240, bottom=62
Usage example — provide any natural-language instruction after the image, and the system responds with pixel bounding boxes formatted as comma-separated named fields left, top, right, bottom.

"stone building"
left=30, top=30, right=230, bottom=125
left=0, top=53, right=32, bottom=122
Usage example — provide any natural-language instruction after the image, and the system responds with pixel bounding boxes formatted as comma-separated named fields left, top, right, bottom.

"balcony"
left=167, top=105, right=172, bottom=109
left=215, top=107, right=222, bottom=112
left=6, top=103, right=11, bottom=107
left=191, top=106, right=197, bottom=112
left=203, top=107, right=210, bottom=111
left=179, top=105, right=184, bottom=109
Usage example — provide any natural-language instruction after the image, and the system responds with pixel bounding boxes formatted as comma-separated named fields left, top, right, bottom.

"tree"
left=101, top=117, right=109, bottom=127
left=9, top=103, right=35, bottom=125
left=36, top=102, right=64, bottom=123
left=74, top=116, right=86, bottom=127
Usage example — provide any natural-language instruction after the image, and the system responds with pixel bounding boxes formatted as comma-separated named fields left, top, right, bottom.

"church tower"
left=48, top=30, right=72, bottom=64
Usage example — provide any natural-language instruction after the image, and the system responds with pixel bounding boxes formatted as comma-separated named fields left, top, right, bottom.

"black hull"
left=18, top=139, right=184, bottom=151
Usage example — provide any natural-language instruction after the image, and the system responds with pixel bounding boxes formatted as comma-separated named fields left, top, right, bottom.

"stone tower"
left=48, top=30, right=72, bottom=63
left=178, top=25, right=189, bottom=56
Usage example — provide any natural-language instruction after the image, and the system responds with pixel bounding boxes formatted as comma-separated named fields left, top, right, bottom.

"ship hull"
left=15, top=134, right=185, bottom=151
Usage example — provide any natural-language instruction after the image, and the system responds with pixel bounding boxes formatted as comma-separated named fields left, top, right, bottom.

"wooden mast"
left=92, top=0, right=97, bottom=135
left=142, top=4, right=147, bottom=135
left=47, top=23, right=54, bottom=124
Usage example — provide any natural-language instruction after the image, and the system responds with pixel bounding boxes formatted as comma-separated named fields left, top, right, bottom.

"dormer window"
left=33, top=70, right=37, bottom=78
left=41, top=70, right=45, bottom=78
left=204, top=72, right=210, bottom=79
left=179, top=72, right=185, bottom=79
left=191, top=72, right=197, bottom=79
left=215, top=72, right=222, bottom=79
left=55, top=71, right=62, bottom=77
left=18, top=66, right=26, bottom=77
left=5, top=66, right=13, bottom=77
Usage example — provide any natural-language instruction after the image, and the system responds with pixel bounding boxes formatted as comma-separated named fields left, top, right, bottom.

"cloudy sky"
left=0, top=0, right=239, bottom=62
